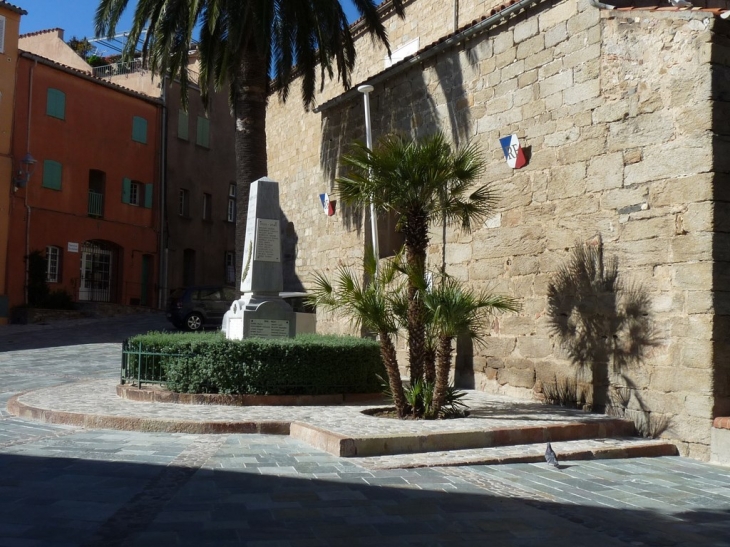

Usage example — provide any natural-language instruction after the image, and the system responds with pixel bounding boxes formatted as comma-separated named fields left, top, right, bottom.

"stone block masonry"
left=266, top=0, right=730, bottom=460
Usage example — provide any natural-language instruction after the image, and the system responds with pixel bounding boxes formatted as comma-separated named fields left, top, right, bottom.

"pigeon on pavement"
left=545, top=442, right=561, bottom=469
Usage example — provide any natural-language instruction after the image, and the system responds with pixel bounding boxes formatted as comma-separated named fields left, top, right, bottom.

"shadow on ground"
left=0, top=449, right=727, bottom=547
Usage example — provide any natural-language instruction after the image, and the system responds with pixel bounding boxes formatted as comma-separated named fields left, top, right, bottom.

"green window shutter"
left=178, top=110, right=189, bottom=140
left=122, top=178, right=131, bottom=204
left=196, top=116, right=210, bottom=148
left=144, top=184, right=154, bottom=208
left=132, top=116, right=148, bottom=143
left=42, top=160, right=62, bottom=190
left=46, top=89, right=65, bottom=120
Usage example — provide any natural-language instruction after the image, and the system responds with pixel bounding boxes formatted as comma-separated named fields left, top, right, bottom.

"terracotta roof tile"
left=0, top=1, right=27, bottom=15
left=19, top=28, right=64, bottom=39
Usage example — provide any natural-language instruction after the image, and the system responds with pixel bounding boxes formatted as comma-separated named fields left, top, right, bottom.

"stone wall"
left=266, top=0, right=730, bottom=459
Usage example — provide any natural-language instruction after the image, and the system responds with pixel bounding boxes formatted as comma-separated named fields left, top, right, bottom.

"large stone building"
left=266, top=0, right=730, bottom=460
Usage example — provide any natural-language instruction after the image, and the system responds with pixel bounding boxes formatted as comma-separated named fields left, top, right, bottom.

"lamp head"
left=358, top=84, right=374, bottom=94
left=13, top=152, right=36, bottom=189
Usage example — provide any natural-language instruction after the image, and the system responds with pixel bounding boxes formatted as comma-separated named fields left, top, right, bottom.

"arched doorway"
left=79, top=240, right=120, bottom=302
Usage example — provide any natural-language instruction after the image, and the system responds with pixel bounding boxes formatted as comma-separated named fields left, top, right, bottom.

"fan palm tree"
left=336, top=132, right=498, bottom=386
left=425, top=277, right=519, bottom=416
left=309, top=249, right=409, bottom=417
left=95, top=0, right=405, bottom=276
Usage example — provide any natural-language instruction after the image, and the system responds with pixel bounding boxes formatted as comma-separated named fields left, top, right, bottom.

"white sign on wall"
left=67, top=242, right=79, bottom=253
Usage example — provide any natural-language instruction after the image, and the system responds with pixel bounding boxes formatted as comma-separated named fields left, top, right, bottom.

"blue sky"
left=19, top=1, right=361, bottom=53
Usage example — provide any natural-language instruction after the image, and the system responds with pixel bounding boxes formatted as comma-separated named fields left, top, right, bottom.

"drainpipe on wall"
left=24, top=60, right=36, bottom=305
left=158, top=76, right=168, bottom=309
left=454, top=0, right=459, bottom=31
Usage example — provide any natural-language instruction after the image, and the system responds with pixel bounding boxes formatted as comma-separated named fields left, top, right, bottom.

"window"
left=203, top=193, right=212, bottom=221
left=229, top=183, right=236, bottom=198
left=132, top=116, right=148, bottom=143
left=122, top=178, right=153, bottom=208
left=196, top=116, right=210, bottom=148
left=179, top=189, right=189, bottom=217
left=42, top=160, right=62, bottom=190
left=225, top=251, right=235, bottom=284
left=0, top=15, right=6, bottom=54
left=129, top=181, right=140, bottom=205
left=46, top=246, right=60, bottom=283
left=227, top=197, right=236, bottom=222
left=178, top=110, right=189, bottom=140
left=46, top=88, right=66, bottom=120
left=88, top=170, right=105, bottom=218
left=378, top=209, right=406, bottom=259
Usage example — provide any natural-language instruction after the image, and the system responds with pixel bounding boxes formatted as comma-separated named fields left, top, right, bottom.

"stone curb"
left=7, top=394, right=290, bottom=435
left=353, top=439, right=680, bottom=470
left=116, top=384, right=385, bottom=406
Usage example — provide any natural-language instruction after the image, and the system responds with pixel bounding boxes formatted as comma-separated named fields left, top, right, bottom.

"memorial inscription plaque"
left=249, top=318, right=290, bottom=339
left=254, top=219, right=281, bottom=262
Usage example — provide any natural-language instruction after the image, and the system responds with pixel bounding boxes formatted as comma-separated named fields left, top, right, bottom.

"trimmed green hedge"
left=125, top=332, right=385, bottom=395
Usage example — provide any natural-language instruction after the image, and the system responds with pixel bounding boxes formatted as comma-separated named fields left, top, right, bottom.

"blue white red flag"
left=319, top=193, right=335, bottom=216
left=499, top=134, right=527, bottom=169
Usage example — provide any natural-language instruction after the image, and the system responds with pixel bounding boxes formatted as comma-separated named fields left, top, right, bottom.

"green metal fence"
left=120, top=339, right=185, bottom=388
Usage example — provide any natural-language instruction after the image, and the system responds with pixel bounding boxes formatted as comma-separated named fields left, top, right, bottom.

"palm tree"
left=336, top=132, right=498, bottom=387
left=310, top=250, right=408, bottom=417
left=95, top=0, right=405, bottom=278
left=425, top=277, right=519, bottom=417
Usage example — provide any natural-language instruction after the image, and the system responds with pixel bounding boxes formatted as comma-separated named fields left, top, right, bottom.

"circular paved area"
left=0, top=313, right=728, bottom=546
left=12, top=377, right=622, bottom=436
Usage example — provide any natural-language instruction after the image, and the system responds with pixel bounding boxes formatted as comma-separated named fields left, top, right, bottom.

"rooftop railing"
left=92, top=58, right=145, bottom=80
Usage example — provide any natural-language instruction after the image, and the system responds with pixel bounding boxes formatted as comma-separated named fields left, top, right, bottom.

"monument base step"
left=290, top=417, right=636, bottom=457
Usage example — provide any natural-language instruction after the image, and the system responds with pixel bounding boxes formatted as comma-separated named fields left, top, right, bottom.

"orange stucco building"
left=0, top=1, right=26, bottom=324
left=6, top=51, right=163, bottom=310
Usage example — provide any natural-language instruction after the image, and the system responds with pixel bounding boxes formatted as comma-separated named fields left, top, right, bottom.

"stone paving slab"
left=8, top=378, right=675, bottom=460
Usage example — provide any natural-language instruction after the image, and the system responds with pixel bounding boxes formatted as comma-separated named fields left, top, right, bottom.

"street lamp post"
left=358, top=84, right=379, bottom=267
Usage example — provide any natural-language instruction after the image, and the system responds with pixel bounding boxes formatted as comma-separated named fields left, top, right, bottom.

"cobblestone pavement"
left=0, top=314, right=729, bottom=546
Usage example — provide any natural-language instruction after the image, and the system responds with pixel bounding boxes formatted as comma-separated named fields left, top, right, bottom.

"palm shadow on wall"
left=547, top=240, right=662, bottom=431
left=318, top=42, right=474, bottom=233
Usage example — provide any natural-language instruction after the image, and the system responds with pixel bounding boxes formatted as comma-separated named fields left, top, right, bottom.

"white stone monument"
left=223, top=178, right=296, bottom=340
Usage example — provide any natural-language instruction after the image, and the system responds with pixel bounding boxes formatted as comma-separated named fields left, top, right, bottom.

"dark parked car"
left=167, top=287, right=315, bottom=332
left=166, top=286, right=238, bottom=331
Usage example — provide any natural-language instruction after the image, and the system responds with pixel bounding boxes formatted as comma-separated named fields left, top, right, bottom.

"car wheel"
left=185, top=313, right=204, bottom=331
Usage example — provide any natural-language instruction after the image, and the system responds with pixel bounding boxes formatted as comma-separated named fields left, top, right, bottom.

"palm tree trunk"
left=433, top=335, right=454, bottom=416
left=379, top=330, right=408, bottom=418
left=404, top=212, right=429, bottom=389
left=424, top=345, right=436, bottom=384
left=233, top=47, right=269, bottom=284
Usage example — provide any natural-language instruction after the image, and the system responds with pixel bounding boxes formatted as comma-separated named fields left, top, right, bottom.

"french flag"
left=319, top=193, right=335, bottom=216
left=499, top=134, right=527, bottom=169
